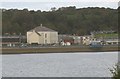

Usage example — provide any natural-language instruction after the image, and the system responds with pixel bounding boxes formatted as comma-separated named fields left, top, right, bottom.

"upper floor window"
left=45, top=34, right=47, bottom=38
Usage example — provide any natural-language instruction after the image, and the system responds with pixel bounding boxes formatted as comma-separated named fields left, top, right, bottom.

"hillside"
left=2, top=6, right=119, bottom=35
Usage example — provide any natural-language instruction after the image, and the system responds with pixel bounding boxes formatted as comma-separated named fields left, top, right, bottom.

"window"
left=45, top=34, right=47, bottom=38
left=45, top=40, right=47, bottom=44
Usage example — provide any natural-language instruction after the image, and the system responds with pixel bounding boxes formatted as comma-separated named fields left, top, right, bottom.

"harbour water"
left=2, top=52, right=118, bottom=77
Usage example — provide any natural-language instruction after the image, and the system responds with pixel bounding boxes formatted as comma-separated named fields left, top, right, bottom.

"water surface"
left=2, top=52, right=118, bottom=77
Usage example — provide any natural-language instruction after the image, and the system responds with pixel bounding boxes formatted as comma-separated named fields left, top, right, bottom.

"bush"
left=110, top=63, right=120, bottom=79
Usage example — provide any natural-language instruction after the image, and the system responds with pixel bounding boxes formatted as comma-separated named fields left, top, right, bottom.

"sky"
left=0, top=0, right=120, bottom=11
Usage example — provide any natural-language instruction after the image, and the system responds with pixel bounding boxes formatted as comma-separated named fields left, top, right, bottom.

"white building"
left=82, top=35, right=92, bottom=45
left=27, top=25, right=58, bottom=44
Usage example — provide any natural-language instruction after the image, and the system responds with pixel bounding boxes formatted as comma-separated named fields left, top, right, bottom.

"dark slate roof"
left=28, top=26, right=57, bottom=32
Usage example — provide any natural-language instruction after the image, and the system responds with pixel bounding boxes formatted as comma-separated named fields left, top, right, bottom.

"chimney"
left=40, top=24, right=42, bottom=27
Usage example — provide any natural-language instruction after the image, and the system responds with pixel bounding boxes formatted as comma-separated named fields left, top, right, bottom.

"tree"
left=110, top=63, right=120, bottom=79
left=51, top=7, right=56, bottom=12
left=2, top=7, right=118, bottom=35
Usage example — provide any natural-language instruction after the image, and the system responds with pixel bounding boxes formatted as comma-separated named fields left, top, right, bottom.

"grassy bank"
left=2, top=46, right=119, bottom=54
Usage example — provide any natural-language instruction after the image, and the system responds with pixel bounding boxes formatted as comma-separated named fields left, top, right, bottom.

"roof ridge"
left=28, top=26, right=57, bottom=32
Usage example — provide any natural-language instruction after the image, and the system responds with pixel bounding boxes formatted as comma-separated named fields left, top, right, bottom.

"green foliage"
left=2, top=7, right=118, bottom=35
left=110, top=63, right=120, bottom=79
left=95, top=33, right=118, bottom=38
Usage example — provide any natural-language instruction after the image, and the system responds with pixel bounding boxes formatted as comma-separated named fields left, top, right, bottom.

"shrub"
left=110, top=63, right=120, bottom=79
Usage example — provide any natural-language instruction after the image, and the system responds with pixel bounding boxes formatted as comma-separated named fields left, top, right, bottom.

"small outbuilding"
left=27, top=24, right=58, bottom=45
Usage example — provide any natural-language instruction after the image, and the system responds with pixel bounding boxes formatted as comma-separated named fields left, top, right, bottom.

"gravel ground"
left=2, top=52, right=118, bottom=77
